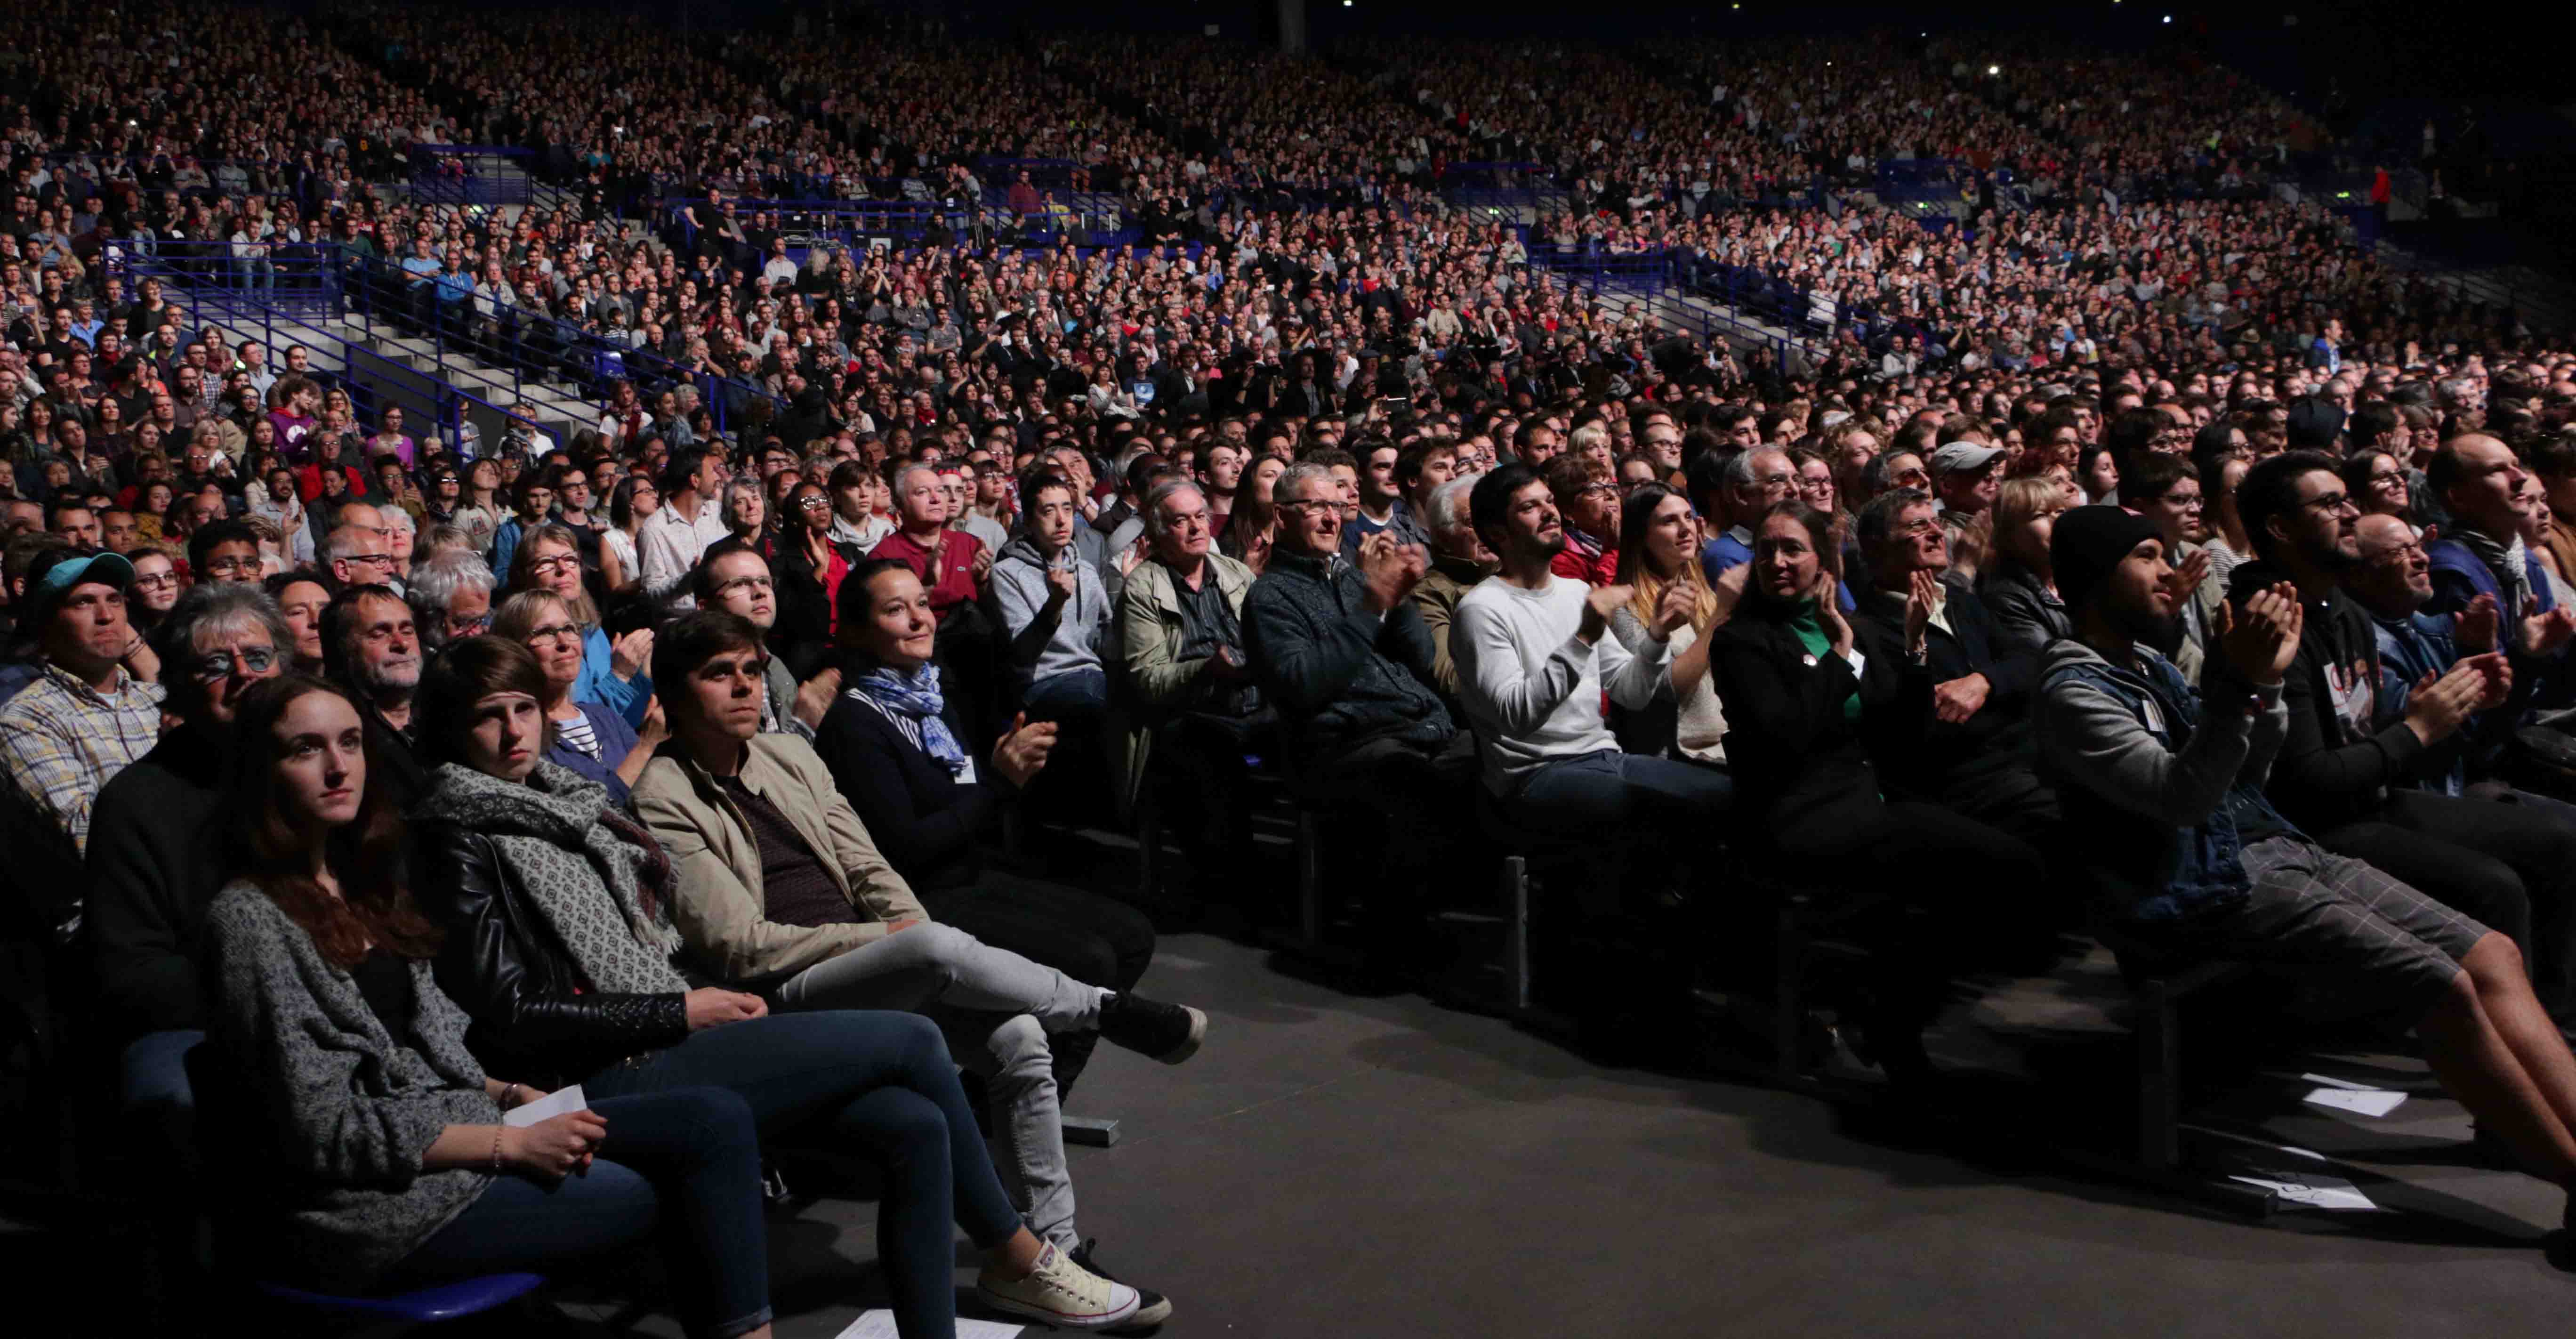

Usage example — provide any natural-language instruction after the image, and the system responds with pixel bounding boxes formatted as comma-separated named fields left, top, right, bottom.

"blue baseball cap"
left=24, top=549, right=136, bottom=625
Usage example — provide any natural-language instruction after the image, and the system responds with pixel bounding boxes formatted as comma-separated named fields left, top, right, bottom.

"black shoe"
left=1070, top=1239, right=1173, bottom=1331
left=1098, top=992, right=1207, bottom=1065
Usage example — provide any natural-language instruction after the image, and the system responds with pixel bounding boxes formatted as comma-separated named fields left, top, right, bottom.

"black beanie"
left=2050, top=505, right=2164, bottom=618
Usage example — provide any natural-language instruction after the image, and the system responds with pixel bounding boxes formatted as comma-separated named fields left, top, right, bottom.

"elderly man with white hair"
left=405, top=548, right=496, bottom=650
left=1409, top=472, right=1489, bottom=710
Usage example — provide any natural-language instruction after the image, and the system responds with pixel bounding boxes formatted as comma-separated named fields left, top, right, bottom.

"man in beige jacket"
left=635, top=611, right=1203, bottom=1326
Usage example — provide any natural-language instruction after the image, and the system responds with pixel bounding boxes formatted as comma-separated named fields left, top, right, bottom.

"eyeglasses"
left=201, top=556, right=259, bottom=577
left=2300, top=491, right=2359, bottom=516
left=445, top=613, right=493, bottom=636
left=188, top=645, right=276, bottom=681
left=1577, top=483, right=1620, bottom=500
left=342, top=551, right=397, bottom=570
left=132, top=571, right=180, bottom=589
left=2156, top=491, right=2205, bottom=510
left=524, top=622, right=583, bottom=645
left=797, top=496, right=833, bottom=510
left=527, top=555, right=582, bottom=576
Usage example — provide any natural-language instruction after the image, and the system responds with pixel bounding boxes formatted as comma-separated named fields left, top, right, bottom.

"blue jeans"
left=121, top=1029, right=206, bottom=1179
left=389, top=1088, right=771, bottom=1339
left=1022, top=666, right=1109, bottom=727
left=1506, top=749, right=1735, bottom=913
left=581, top=1010, right=1022, bottom=1339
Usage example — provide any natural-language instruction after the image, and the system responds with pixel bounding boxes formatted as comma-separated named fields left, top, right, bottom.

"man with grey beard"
left=320, top=582, right=429, bottom=807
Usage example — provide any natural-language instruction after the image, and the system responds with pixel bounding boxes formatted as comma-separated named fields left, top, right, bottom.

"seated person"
left=404, top=645, right=1148, bottom=1333
left=489, top=589, right=663, bottom=805
left=1410, top=474, right=1492, bottom=715
left=2035, top=504, right=2576, bottom=1242
left=818, top=562, right=1164, bottom=1073
left=2118, top=454, right=2224, bottom=682
left=2234, top=451, right=2576, bottom=1034
left=1978, top=478, right=2074, bottom=661
left=201, top=674, right=779, bottom=1339
left=88, top=582, right=289, bottom=1176
left=640, top=611, right=1193, bottom=1319
left=1116, top=479, right=1271, bottom=875
left=507, top=523, right=652, bottom=728
left=406, top=548, right=496, bottom=652
left=1452, top=463, right=1728, bottom=868
left=695, top=546, right=838, bottom=740
left=1851, top=489, right=2063, bottom=853
left=1707, top=501, right=2047, bottom=1071
left=1242, top=461, right=1468, bottom=928
left=987, top=468, right=1113, bottom=791
left=1609, top=483, right=1734, bottom=766
left=1542, top=454, right=1621, bottom=587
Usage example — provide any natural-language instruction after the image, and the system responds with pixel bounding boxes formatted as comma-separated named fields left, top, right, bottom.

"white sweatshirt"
left=1452, top=574, right=1670, bottom=793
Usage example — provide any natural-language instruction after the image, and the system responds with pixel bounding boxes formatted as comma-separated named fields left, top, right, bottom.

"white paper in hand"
left=503, top=1083, right=588, bottom=1129
left=837, top=1312, right=1021, bottom=1339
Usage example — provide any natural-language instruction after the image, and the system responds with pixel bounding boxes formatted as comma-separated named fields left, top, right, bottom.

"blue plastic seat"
left=254, top=1271, right=544, bottom=1323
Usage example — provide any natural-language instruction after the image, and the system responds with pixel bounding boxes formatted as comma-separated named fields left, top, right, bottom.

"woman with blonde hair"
left=1979, top=477, right=2073, bottom=659
left=1610, top=483, right=1738, bottom=768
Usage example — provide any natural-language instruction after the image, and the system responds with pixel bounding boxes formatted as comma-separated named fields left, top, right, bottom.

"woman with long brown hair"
left=1610, top=483, right=1737, bottom=766
left=199, top=675, right=778, bottom=1337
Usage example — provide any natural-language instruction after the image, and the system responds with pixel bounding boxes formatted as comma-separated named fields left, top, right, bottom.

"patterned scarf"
left=413, top=760, right=688, bottom=993
left=847, top=661, right=969, bottom=774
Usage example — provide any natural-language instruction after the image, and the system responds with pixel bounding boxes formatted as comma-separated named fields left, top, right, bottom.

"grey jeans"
left=773, top=922, right=1105, bottom=1249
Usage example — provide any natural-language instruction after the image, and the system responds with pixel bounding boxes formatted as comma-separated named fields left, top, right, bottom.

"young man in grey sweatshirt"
left=2035, top=505, right=2576, bottom=1247
left=989, top=469, right=1111, bottom=732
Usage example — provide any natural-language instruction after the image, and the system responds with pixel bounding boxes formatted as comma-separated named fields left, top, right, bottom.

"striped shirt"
left=554, top=708, right=601, bottom=760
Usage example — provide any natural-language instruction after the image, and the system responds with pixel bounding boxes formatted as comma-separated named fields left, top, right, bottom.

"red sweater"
left=868, top=528, right=983, bottom=621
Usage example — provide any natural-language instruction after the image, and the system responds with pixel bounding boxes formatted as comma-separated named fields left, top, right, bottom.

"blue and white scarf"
left=848, top=661, right=969, bottom=774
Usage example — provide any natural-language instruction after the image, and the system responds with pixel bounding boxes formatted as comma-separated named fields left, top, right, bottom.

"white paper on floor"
left=2225, top=1172, right=2380, bottom=1210
left=2298, top=1073, right=2408, bottom=1118
left=502, top=1083, right=587, bottom=1128
left=837, top=1312, right=1022, bottom=1339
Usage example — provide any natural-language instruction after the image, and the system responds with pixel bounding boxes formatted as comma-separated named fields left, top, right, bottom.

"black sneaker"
left=1071, top=1239, right=1173, bottom=1331
left=1098, top=992, right=1207, bottom=1064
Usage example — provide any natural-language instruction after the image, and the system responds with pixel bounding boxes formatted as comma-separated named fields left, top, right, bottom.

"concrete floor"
left=562, top=923, right=2576, bottom=1339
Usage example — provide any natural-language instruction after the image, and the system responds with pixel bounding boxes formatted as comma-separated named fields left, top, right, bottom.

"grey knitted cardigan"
left=203, top=882, right=499, bottom=1292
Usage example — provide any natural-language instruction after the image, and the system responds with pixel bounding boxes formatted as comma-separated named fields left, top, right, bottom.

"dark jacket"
left=1706, top=599, right=1929, bottom=855
left=1979, top=560, right=2072, bottom=662
left=408, top=822, right=692, bottom=1089
left=811, top=689, right=997, bottom=891
left=1852, top=577, right=2040, bottom=801
left=363, top=702, right=430, bottom=812
left=2266, top=583, right=2442, bottom=832
left=85, top=726, right=230, bottom=1040
left=1241, top=547, right=1452, bottom=766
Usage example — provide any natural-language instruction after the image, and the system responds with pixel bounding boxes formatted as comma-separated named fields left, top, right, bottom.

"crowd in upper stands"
left=10, top=2, right=2576, bottom=1332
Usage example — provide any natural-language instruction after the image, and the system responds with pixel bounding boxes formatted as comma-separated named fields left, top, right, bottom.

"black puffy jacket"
left=411, top=820, right=692, bottom=1089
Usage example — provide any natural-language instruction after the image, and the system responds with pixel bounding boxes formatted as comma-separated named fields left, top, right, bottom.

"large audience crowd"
left=9, top=4, right=2576, bottom=1335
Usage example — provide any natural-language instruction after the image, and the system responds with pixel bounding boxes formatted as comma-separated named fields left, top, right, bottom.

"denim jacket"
left=2369, top=609, right=2468, bottom=797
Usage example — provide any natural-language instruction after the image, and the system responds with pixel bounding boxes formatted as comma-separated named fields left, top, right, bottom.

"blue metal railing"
left=105, top=242, right=563, bottom=460
left=338, top=248, right=786, bottom=440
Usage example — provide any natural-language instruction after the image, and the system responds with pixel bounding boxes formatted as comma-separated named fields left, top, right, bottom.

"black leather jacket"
left=411, top=819, right=692, bottom=1089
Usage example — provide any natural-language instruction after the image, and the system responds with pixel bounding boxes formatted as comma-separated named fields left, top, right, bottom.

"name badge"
left=1801, top=653, right=1819, bottom=667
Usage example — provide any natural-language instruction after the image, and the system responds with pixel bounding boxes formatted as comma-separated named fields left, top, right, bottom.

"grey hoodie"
left=990, top=532, right=1111, bottom=686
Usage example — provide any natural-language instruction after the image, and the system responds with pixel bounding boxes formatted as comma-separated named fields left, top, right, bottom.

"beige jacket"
left=631, top=734, right=928, bottom=985
left=1112, top=550, right=1256, bottom=815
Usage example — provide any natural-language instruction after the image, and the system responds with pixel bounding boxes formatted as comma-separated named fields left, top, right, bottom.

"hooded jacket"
left=2033, top=638, right=2298, bottom=924
left=987, top=532, right=1111, bottom=688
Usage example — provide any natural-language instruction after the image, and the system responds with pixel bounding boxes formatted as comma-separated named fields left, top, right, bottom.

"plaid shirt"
left=0, top=660, right=165, bottom=872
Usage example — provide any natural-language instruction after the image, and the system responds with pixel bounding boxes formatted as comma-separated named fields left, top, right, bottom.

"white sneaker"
left=977, top=1241, right=1143, bottom=1330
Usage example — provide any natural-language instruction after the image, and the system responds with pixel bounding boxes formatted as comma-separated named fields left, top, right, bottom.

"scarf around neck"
left=848, top=661, right=969, bottom=774
left=413, top=760, right=688, bottom=994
